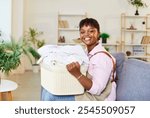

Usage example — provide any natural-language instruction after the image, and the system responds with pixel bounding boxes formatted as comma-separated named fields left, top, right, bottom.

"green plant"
left=25, top=27, right=45, bottom=49
left=0, top=38, right=40, bottom=75
left=127, top=0, right=147, bottom=9
left=27, top=46, right=41, bottom=63
left=24, top=27, right=45, bottom=64
left=0, top=40, right=22, bottom=75
left=100, top=33, right=110, bottom=39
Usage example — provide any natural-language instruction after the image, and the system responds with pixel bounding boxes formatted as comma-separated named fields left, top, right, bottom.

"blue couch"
left=112, top=53, right=150, bottom=101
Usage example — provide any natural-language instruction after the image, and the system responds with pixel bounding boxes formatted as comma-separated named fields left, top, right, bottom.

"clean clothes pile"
left=37, top=45, right=89, bottom=69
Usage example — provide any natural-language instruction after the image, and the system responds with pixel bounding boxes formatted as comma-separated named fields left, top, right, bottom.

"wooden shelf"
left=127, top=55, right=150, bottom=59
left=121, top=13, right=150, bottom=61
left=125, top=43, right=142, bottom=46
left=102, top=43, right=120, bottom=46
left=58, top=28, right=79, bottom=31
left=58, top=12, right=86, bottom=16
left=122, top=29, right=150, bottom=32
left=57, top=12, right=86, bottom=44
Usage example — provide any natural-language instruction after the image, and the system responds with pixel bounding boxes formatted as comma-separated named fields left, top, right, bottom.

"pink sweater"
left=86, top=43, right=116, bottom=101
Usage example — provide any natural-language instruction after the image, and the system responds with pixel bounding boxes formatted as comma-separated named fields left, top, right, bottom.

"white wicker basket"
left=41, top=63, right=87, bottom=95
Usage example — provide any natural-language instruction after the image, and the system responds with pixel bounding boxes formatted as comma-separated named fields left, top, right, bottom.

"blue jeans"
left=41, top=86, right=75, bottom=101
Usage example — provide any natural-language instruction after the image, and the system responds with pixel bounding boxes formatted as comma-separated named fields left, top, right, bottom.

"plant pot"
left=102, top=38, right=107, bottom=43
left=32, top=64, right=40, bottom=73
left=135, top=9, right=139, bottom=15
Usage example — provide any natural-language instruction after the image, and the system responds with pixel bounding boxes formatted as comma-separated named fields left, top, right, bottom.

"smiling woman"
left=41, top=18, right=117, bottom=101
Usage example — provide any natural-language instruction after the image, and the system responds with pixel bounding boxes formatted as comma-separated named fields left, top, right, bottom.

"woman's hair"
left=79, top=18, right=100, bottom=32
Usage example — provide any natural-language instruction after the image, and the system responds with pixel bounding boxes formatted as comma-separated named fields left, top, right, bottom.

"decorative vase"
left=135, top=9, right=139, bottom=15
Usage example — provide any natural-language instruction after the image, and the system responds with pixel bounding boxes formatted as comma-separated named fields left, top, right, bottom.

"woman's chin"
left=83, top=41, right=91, bottom=45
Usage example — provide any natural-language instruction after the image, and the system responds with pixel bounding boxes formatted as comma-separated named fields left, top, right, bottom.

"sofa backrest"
left=111, top=52, right=126, bottom=78
left=116, top=59, right=150, bottom=101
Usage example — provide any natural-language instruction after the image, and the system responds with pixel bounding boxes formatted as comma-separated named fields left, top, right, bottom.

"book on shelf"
left=141, top=36, right=150, bottom=44
left=58, top=20, right=69, bottom=28
left=133, top=45, right=145, bottom=55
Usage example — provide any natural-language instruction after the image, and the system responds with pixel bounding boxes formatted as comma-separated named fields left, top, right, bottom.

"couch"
left=112, top=53, right=150, bottom=101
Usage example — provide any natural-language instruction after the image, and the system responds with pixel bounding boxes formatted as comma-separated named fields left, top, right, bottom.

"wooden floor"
left=1, top=71, right=41, bottom=101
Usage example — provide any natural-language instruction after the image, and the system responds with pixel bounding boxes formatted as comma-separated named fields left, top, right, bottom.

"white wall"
left=23, top=0, right=150, bottom=44
left=11, top=0, right=25, bottom=73
left=0, top=0, right=12, bottom=41
left=12, top=0, right=24, bottom=40
left=21, top=0, right=150, bottom=70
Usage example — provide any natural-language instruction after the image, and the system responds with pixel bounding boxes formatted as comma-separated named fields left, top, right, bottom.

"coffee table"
left=0, top=79, right=18, bottom=101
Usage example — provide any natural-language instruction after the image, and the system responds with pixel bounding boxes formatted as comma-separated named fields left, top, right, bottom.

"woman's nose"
left=84, top=31, right=90, bottom=36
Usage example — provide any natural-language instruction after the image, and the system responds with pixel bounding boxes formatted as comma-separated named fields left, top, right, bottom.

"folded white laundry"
left=38, top=44, right=89, bottom=68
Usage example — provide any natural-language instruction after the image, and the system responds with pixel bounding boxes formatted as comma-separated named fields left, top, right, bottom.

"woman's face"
left=80, top=25, right=100, bottom=48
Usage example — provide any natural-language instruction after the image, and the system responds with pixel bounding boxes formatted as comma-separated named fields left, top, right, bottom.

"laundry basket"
left=40, top=63, right=87, bottom=95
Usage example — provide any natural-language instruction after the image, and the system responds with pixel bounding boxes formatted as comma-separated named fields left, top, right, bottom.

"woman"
left=41, top=18, right=116, bottom=101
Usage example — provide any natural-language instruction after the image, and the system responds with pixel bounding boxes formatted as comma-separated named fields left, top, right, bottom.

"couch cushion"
left=111, top=52, right=126, bottom=77
left=116, top=59, right=150, bottom=101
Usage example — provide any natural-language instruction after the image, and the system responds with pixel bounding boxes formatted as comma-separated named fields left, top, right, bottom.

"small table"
left=0, top=79, right=18, bottom=101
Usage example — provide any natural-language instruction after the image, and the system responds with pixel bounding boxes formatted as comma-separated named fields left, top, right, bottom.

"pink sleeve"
left=87, top=53, right=113, bottom=95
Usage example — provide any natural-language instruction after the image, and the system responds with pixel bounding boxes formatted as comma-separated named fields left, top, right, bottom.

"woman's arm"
left=66, top=61, right=92, bottom=90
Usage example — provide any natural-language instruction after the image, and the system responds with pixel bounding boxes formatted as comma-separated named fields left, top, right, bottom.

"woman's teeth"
left=85, top=38, right=90, bottom=41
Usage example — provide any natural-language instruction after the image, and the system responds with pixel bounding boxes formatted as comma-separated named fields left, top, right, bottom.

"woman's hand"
left=66, top=61, right=92, bottom=90
left=66, top=61, right=82, bottom=78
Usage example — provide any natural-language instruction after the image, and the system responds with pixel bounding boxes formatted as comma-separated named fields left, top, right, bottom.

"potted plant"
left=0, top=40, right=22, bottom=80
left=0, top=37, right=40, bottom=82
left=24, top=27, right=45, bottom=73
left=24, top=27, right=45, bottom=50
left=127, top=0, right=148, bottom=15
left=100, top=33, right=110, bottom=43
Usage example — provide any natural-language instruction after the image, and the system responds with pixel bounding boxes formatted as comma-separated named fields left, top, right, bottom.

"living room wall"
left=23, top=0, right=150, bottom=44
left=13, top=0, right=150, bottom=70
left=0, top=0, right=12, bottom=41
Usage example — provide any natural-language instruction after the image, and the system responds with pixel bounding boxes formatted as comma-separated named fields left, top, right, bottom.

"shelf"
left=127, top=55, right=150, bottom=59
left=57, top=11, right=86, bottom=44
left=124, top=44, right=150, bottom=46
left=121, top=29, right=150, bottom=32
left=58, top=12, right=86, bottom=16
left=58, top=28, right=79, bottom=31
left=121, top=13, right=150, bottom=61
left=102, top=43, right=120, bottom=46
left=124, top=15, right=147, bottom=18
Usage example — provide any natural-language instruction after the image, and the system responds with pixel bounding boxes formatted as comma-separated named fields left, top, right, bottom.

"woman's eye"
left=89, top=29, right=95, bottom=33
left=89, top=30, right=94, bottom=33
left=80, top=31, right=85, bottom=34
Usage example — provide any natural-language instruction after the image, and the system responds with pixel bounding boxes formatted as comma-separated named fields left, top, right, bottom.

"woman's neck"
left=87, top=42, right=99, bottom=53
